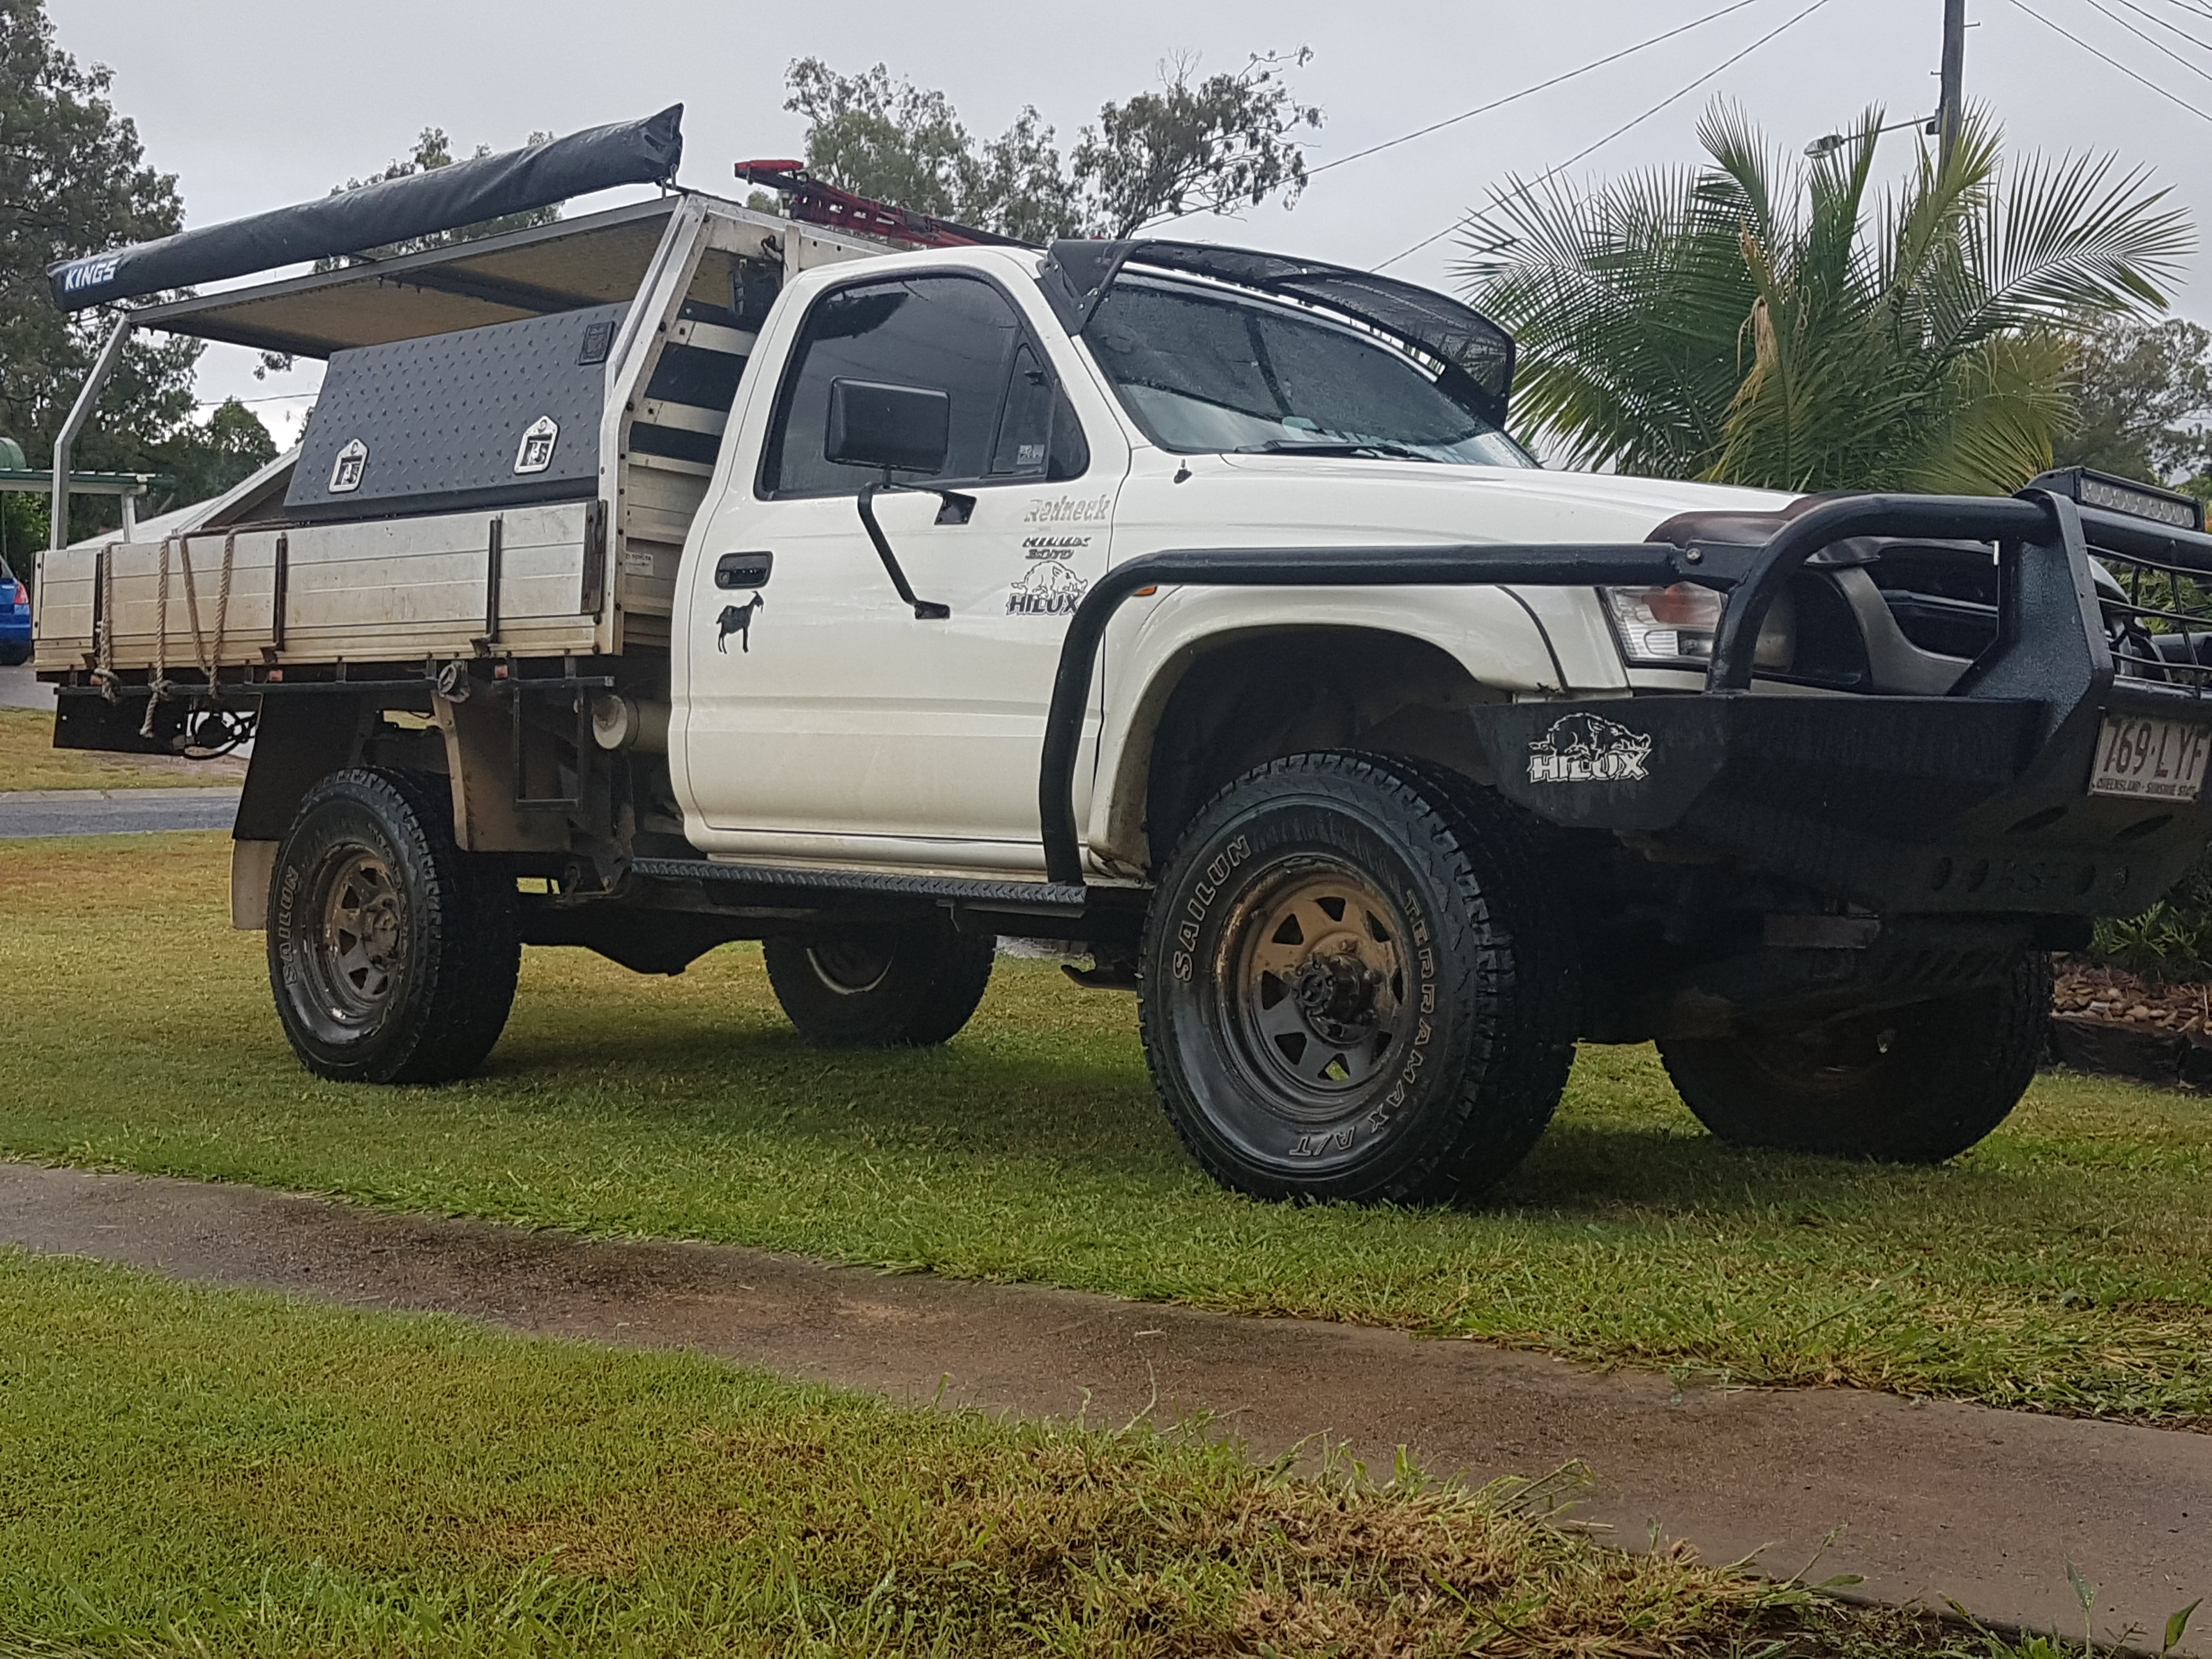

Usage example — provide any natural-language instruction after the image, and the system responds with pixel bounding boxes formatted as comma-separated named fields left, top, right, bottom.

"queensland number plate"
left=2089, top=714, right=2212, bottom=802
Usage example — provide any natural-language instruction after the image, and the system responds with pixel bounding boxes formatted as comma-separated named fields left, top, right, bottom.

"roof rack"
left=733, top=160, right=1029, bottom=250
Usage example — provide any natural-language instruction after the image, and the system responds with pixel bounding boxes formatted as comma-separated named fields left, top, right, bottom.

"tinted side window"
left=765, top=276, right=1023, bottom=495
left=989, top=345, right=1092, bottom=483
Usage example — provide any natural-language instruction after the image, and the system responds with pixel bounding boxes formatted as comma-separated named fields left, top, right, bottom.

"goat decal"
left=1526, top=713, right=1653, bottom=783
left=715, top=592, right=765, bottom=653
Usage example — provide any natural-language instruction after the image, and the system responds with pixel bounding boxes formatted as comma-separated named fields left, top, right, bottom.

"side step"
left=629, top=856, right=1143, bottom=941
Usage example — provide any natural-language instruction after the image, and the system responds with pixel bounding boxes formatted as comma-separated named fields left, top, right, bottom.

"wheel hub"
left=1291, top=949, right=1384, bottom=1045
left=1226, top=866, right=1411, bottom=1101
left=316, top=851, right=402, bottom=1020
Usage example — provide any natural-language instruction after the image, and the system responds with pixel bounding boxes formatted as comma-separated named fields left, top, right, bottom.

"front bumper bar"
left=1039, top=490, right=2212, bottom=913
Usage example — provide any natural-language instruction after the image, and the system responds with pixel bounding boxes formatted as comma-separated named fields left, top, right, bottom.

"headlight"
left=1601, top=583, right=1793, bottom=672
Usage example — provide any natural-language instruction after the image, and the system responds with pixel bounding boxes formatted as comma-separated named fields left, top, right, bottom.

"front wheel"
left=764, top=917, right=995, bottom=1047
left=1657, top=951, right=2051, bottom=1162
left=267, top=768, right=519, bottom=1084
left=1139, top=752, right=1581, bottom=1206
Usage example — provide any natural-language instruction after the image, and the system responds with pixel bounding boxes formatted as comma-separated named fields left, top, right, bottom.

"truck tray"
left=32, top=500, right=604, bottom=672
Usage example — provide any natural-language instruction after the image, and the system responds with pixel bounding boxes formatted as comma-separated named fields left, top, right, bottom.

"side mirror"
left=826, top=378, right=950, bottom=477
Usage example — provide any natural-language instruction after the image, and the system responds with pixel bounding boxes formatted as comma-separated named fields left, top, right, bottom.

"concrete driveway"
left=1, top=663, right=55, bottom=709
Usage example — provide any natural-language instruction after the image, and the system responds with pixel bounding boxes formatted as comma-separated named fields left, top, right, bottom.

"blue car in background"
left=0, top=557, right=30, bottom=666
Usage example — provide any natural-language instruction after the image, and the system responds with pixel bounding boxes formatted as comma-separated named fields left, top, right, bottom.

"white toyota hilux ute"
left=37, top=120, right=2212, bottom=1203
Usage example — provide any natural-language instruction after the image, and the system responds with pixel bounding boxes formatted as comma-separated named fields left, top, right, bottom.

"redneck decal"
left=1527, top=713, right=1653, bottom=783
left=1021, top=493, right=1112, bottom=525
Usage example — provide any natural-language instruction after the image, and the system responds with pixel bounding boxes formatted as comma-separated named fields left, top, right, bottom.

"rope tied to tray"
left=139, top=536, right=176, bottom=739
left=89, top=540, right=122, bottom=703
left=178, top=531, right=235, bottom=701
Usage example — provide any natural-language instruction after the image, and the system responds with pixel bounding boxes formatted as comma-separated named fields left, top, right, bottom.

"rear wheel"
left=1139, top=752, right=1580, bottom=1205
left=764, top=917, right=995, bottom=1047
left=267, top=768, right=518, bottom=1084
left=1657, top=951, right=2050, bottom=1161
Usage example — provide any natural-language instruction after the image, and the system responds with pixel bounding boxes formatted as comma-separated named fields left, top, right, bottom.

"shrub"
left=2091, top=849, right=2212, bottom=985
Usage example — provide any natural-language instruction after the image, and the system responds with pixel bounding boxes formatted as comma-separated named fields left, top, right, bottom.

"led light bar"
left=2028, top=466, right=2205, bottom=532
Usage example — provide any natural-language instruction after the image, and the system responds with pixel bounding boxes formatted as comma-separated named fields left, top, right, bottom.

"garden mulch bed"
left=2049, top=956, right=2212, bottom=1088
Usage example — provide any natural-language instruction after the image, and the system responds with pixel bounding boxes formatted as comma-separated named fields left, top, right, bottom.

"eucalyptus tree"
left=1457, top=104, right=2191, bottom=494
left=783, top=51, right=1322, bottom=242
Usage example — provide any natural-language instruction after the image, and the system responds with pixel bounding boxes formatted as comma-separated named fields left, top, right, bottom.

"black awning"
left=48, top=106, right=684, bottom=312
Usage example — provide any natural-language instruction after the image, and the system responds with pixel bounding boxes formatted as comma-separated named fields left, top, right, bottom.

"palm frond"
left=1455, top=95, right=2187, bottom=492
left=1966, top=149, right=2191, bottom=333
left=1905, top=331, right=2075, bottom=493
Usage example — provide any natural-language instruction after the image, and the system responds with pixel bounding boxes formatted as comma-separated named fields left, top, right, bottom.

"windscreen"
left=1082, top=278, right=1532, bottom=466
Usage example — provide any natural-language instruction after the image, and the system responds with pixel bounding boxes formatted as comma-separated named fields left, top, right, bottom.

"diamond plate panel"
left=287, top=302, right=628, bottom=521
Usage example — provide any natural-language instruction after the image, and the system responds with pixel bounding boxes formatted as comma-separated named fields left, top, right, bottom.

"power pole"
left=1938, top=0, right=1968, bottom=167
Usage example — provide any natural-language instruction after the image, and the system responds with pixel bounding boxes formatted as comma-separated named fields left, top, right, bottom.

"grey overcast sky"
left=45, top=0, right=2212, bottom=441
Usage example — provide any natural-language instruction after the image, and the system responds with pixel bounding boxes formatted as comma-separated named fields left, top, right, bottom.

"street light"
left=1804, top=115, right=1939, bottom=159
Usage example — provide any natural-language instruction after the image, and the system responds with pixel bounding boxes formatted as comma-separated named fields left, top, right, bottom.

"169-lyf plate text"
left=2089, top=713, right=2212, bottom=802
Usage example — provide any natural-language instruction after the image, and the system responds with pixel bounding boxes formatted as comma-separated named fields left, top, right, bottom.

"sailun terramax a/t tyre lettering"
left=1139, top=752, right=1581, bottom=1205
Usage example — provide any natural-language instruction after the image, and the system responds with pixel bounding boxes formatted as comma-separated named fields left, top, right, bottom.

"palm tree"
left=1455, top=104, right=2192, bottom=494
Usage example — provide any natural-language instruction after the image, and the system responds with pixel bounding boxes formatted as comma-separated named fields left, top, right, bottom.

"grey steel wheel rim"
left=296, top=847, right=405, bottom=1035
left=808, top=930, right=896, bottom=995
left=1217, top=860, right=1414, bottom=1119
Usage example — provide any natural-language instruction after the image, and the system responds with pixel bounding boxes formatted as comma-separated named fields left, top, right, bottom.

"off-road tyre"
left=267, top=768, right=519, bottom=1084
left=1138, top=752, right=1581, bottom=1205
left=764, top=917, right=995, bottom=1047
left=1658, top=951, right=2051, bottom=1162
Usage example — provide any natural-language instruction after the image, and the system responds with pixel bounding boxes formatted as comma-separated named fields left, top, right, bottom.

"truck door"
left=678, top=269, right=1115, bottom=866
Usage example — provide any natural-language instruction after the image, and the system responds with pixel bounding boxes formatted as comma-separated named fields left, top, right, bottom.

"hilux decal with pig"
left=1527, top=713, right=1654, bottom=783
left=1007, top=559, right=1088, bottom=616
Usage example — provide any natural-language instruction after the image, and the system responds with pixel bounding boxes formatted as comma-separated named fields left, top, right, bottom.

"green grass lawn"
left=3, top=834, right=2209, bottom=1426
left=0, top=1248, right=2050, bottom=1658
left=0, top=706, right=245, bottom=791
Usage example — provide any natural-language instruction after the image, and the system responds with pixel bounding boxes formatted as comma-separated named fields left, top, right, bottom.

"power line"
left=2073, top=0, right=2212, bottom=83
left=1374, top=0, right=1840, bottom=273
left=2103, top=0, right=2212, bottom=53
left=1142, top=0, right=1786, bottom=230
left=1305, top=0, right=1781, bottom=178
left=2006, top=0, right=2212, bottom=122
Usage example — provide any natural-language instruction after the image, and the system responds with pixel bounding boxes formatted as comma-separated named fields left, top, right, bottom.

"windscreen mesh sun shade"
left=1039, top=238, right=1516, bottom=424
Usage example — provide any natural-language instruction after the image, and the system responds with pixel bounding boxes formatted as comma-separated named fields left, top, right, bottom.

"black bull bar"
left=1038, top=489, right=2212, bottom=916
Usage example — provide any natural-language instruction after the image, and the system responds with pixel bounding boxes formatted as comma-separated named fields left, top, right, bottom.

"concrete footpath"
left=1, top=1161, right=2203, bottom=1647
left=0, top=786, right=240, bottom=837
